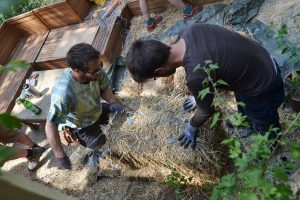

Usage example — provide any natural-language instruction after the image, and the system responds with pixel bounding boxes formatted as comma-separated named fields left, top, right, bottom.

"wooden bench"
left=34, top=5, right=132, bottom=70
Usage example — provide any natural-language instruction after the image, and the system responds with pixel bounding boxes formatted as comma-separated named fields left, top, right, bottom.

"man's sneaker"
left=183, top=6, right=203, bottom=20
left=147, top=16, right=163, bottom=32
left=27, top=146, right=46, bottom=171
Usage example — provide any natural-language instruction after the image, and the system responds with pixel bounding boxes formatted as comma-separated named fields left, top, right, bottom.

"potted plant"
left=284, top=69, right=300, bottom=112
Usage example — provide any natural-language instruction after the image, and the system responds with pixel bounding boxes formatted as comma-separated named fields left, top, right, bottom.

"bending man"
left=125, top=23, right=284, bottom=149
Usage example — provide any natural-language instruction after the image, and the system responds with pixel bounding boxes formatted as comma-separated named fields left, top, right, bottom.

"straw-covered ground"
left=2, top=0, right=300, bottom=199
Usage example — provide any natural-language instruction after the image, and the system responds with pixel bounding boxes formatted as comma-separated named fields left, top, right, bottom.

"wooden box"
left=33, top=0, right=91, bottom=29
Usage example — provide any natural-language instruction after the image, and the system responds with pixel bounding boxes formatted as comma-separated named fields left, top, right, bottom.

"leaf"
left=198, top=88, right=211, bottom=100
left=193, top=64, right=201, bottom=72
left=281, top=47, right=289, bottom=54
left=208, top=63, right=219, bottom=70
left=275, top=183, right=293, bottom=199
left=210, top=112, right=221, bottom=128
left=204, top=60, right=213, bottom=65
left=0, top=60, right=29, bottom=73
left=218, top=174, right=236, bottom=188
left=240, top=192, right=259, bottom=200
left=274, top=166, right=288, bottom=181
left=216, top=80, right=229, bottom=86
left=0, top=146, right=16, bottom=168
left=289, top=142, right=300, bottom=159
left=236, top=101, right=246, bottom=108
left=0, top=113, right=22, bottom=129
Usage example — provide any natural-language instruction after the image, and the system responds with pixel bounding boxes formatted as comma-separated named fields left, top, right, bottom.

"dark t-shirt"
left=179, top=23, right=276, bottom=127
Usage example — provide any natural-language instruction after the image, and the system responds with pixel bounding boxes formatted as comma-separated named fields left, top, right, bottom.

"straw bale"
left=174, top=67, right=189, bottom=95
left=102, top=76, right=227, bottom=187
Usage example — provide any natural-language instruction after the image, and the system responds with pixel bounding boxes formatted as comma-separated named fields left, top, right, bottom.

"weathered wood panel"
left=33, top=0, right=90, bottom=30
left=5, top=11, right=49, bottom=35
left=10, top=33, right=49, bottom=64
left=66, top=0, right=91, bottom=21
left=0, top=67, right=32, bottom=112
left=0, top=22, right=23, bottom=65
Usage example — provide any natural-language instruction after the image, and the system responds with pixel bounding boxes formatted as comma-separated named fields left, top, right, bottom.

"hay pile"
left=100, top=74, right=228, bottom=198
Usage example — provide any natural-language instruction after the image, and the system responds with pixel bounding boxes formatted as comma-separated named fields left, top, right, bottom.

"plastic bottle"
left=17, top=98, right=41, bottom=115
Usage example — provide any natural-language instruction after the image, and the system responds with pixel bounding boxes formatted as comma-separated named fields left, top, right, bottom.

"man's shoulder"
left=52, top=69, right=72, bottom=94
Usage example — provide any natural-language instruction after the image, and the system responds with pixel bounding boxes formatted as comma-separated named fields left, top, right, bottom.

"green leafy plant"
left=0, top=0, right=43, bottom=25
left=194, top=60, right=300, bottom=199
left=272, top=14, right=300, bottom=67
left=164, top=168, right=193, bottom=200
left=285, top=70, right=300, bottom=100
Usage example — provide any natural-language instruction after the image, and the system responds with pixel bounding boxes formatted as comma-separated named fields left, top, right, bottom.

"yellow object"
left=94, top=7, right=107, bottom=13
left=90, top=0, right=106, bottom=6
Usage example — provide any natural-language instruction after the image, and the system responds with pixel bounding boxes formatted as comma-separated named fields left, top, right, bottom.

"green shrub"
left=0, top=0, right=43, bottom=25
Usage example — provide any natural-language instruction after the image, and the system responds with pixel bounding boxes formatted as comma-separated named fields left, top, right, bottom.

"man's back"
left=181, top=23, right=276, bottom=97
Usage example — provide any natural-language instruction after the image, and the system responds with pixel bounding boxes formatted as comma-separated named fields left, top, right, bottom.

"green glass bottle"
left=18, top=98, right=42, bottom=115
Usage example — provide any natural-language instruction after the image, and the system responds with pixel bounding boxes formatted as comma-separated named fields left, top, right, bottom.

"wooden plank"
left=5, top=11, right=49, bottom=35
left=66, top=0, right=91, bottom=21
left=10, top=32, right=49, bottom=64
left=0, top=67, right=32, bottom=113
left=33, top=1, right=90, bottom=30
left=0, top=22, right=23, bottom=65
left=0, top=171, right=74, bottom=200
left=34, top=19, right=99, bottom=69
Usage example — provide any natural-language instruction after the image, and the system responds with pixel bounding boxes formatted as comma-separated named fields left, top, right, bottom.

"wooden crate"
left=127, top=0, right=222, bottom=16
left=34, top=6, right=132, bottom=70
left=5, top=11, right=49, bottom=36
left=33, top=0, right=91, bottom=30
left=0, top=22, right=23, bottom=65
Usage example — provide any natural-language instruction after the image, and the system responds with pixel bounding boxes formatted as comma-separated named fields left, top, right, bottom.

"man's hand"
left=183, top=96, right=196, bottom=112
left=178, top=121, right=197, bottom=149
left=109, top=102, right=125, bottom=114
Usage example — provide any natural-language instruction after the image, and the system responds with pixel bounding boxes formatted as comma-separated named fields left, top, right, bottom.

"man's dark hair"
left=66, top=43, right=100, bottom=71
left=125, top=39, right=171, bottom=83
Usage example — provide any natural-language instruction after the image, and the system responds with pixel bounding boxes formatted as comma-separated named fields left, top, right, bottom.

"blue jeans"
left=234, top=67, right=284, bottom=139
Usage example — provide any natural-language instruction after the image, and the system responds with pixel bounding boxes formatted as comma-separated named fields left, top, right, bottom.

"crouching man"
left=125, top=23, right=284, bottom=150
left=45, top=43, right=125, bottom=169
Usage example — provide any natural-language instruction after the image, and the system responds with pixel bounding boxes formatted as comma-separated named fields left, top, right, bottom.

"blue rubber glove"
left=109, top=102, right=125, bottom=114
left=183, top=96, right=196, bottom=112
left=178, top=121, right=197, bottom=149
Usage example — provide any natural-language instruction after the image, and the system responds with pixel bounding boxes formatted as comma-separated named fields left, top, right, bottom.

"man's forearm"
left=45, top=121, right=66, bottom=158
left=101, top=87, right=116, bottom=104
left=190, top=108, right=212, bottom=128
